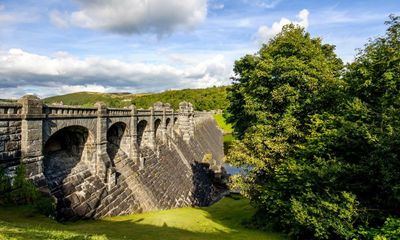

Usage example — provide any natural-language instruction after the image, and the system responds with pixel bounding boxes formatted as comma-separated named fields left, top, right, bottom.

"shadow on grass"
left=201, top=194, right=285, bottom=240
left=0, top=197, right=286, bottom=240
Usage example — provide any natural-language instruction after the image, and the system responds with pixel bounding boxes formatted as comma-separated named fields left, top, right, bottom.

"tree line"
left=44, top=86, right=228, bottom=111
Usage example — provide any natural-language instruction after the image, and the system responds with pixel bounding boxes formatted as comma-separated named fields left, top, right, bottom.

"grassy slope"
left=44, top=86, right=228, bottom=111
left=213, top=114, right=235, bottom=154
left=0, top=196, right=284, bottom=240
left=213, top=114, right=233, bottom=133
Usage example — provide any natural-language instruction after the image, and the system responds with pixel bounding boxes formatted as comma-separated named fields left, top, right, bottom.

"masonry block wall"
left=0, top=96, right=227, bottom=220
left=0, top=106, right=22, bottom=170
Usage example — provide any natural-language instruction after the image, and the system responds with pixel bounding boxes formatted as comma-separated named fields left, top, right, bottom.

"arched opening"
left=154, top=118, right=162, bottom=140
left=43, top=125, right=96, bottom=218
left=137, top=120, right=148, bottom=148
left=107, top=122, right=127, bottom=164
left=166, top=118, right=171, bottom=135
left=43, top=126, right=94, bottom=183
left=173, top=117, right=179, bottom=132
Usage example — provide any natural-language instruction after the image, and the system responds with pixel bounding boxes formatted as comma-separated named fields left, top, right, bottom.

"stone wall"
left=40, top=114, right=226, bottom=220
left=0, top=119, right=22, bottom=169
left=0, top=103, right=22, bottom=171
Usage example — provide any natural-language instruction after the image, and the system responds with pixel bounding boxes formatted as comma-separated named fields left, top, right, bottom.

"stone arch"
left=43, top=118, right=97, bottom=145
left=173, top=117, right=179, bottom=132
left=107, top=122, right=128, bottom=164
left=137, top=120, right=149, bottom=148
left=166, top=118, right=172, bottom=135
left=43, top=125, right=95, bottom=173
left=154, top=118, right=162, bottom=140
left=43, top=125, right=96, bottom=218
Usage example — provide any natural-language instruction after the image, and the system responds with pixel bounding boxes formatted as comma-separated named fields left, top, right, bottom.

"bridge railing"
left=0, top=103, right=23, bottom=119
left=108, top=108, right=131, bottom=116
left=44, top=105, right=98, bottom=117
left=0, top=97, right=185, bottom=120
left=137, top=109, right=151, bottom=116
left=154, top=110, right=163, bottom=116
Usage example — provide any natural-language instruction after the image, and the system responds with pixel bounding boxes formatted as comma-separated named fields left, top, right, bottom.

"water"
left=223, top=163, right=243, bottom=175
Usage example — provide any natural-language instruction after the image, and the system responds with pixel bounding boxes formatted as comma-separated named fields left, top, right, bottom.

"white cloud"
left=0, top=48, right=231, bottom=98
left=51, top=0, right=207, bottom=36
left=257, top=9, right=309, bottom=43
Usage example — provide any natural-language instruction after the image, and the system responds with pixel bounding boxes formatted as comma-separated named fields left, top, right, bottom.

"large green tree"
left=227, top=24, right=352, bottom=239
left=344, top=15, right=400, bottom=218
left=227, top=17, right=400, bottom=239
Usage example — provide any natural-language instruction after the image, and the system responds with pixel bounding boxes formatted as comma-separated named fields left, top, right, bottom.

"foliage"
left=44, top=86, right=229, bottom=111
left=341, top=15, right=400, bottom=220
left=0, top=165, right=55, bottom=216
left=202, top=153, right=213, bottom=163
left=227, top=17, right=400, bottom=239
left=8, top=165, right=40, bottom=204
left=0, top=168, right=12, bottom=205
left=223, top=134, right=234, bottom=154
left=0, top=196, right=285, bottom=240
left=131, top=86, right=229, bottom=111
left=359, top=217, right=400, bottom=240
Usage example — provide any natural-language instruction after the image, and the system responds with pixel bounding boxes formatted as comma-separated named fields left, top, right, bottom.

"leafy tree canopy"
left=227, top=16, right=400, bottom=239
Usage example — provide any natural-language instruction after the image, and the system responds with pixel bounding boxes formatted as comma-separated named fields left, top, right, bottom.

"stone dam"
left=0, top=95, right=227, bottom=220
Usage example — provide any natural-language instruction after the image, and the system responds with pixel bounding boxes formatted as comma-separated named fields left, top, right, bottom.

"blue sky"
left=0, top=0, right=398, bottom=98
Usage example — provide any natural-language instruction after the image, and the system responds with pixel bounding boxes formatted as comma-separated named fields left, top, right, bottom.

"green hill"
left=44, top=86, right=228, bottom=111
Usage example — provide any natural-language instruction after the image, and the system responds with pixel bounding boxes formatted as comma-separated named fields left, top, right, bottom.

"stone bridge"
left=0, top=95, right=226, bottom=219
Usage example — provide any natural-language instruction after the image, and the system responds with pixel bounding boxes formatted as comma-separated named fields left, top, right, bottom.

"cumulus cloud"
left=257, top=9, right=309, bottom=43
left=50, top=0, right=207, bottom=36
left=0, top=48, right=231, bottom=98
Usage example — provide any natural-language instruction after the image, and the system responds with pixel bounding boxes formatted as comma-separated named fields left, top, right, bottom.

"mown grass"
left=0, top=196, right=284, bottom=240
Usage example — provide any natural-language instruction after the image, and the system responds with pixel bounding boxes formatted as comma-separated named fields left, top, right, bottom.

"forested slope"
left=44, top=86, right=228, bottom=111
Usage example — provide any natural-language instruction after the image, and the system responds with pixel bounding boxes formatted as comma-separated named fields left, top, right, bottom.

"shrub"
left=0, top=165, right=55, bottom=216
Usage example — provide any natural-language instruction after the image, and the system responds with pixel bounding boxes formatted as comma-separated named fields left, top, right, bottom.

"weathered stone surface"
left=0, top=119, right=22, bottom=165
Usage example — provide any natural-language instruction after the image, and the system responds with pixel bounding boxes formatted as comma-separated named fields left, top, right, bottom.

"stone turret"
left=153, top=102, right=164, bottom=111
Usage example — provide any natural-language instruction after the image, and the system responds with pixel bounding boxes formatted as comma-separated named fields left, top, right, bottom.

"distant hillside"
left=0, top=99, right=17, bottom=104
left=44, top=86, right=229, bottom=111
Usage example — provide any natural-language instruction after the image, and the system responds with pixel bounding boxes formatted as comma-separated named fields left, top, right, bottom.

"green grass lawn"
left=213, top=114, right=235, bottom=154
left=213, top=114, right=233, bottom=134
left=0, top=196, right=284, bottom=240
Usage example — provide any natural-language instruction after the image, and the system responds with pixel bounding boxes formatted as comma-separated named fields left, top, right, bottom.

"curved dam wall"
left=0, top=97, right=227, bottom=220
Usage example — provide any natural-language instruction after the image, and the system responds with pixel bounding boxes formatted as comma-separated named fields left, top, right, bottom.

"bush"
left=359, top=218, right=400, bottom=240
left=0, top=165, right=55, bottom=216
